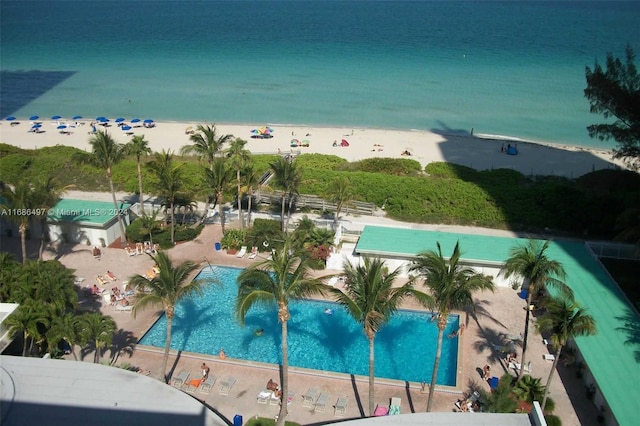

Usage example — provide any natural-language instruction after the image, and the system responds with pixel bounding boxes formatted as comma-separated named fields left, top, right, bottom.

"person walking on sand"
left=483, top=365, right=491, bottom=381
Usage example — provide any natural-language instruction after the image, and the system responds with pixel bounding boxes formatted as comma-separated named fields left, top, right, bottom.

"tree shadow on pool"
left=165, top=298, right=219, bottom=350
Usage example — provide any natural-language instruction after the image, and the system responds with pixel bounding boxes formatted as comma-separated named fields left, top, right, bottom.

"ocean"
left=1, top=0, right=639, bottom=148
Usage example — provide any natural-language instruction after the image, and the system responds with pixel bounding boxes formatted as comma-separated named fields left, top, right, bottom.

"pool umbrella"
left=29, top=115, right=39, bottom=121
left=51, top=115, right=62, bottom=120
left=72, top=115, right=83, bottom=120
left=6, top=116, right=16, bottom=121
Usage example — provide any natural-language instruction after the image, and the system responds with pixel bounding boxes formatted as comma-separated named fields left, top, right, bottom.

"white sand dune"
left=0, top=119, right=626, bottom=177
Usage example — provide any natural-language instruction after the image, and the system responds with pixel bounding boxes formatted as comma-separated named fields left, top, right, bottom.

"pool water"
left=139, top=266, right=459, bottom=385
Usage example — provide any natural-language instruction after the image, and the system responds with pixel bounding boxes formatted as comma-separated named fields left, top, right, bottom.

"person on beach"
left=201, top=363, right=210, bottom=380
left=483, top=365, right=491, bottom=381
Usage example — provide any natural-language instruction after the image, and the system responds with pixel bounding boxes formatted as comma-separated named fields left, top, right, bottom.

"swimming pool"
left=139, top=266, right=459, bottom=385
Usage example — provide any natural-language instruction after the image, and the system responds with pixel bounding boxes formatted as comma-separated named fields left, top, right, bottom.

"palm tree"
left=324, top=175, right=354, bottom=231
left=78, top=312, right=117, bottom=363
left=500, top=239, right=572, bottom=379
left=126, top=135, right=151, bottom=216
left=537, top=295, right=596, bottom=411
left=236, top=242, right=326, bottom=426
left=128, top=251, right=205, bottom=381
left=32, top=177, right=73, bottom=260
left=410, top=241, right=494, bottom=411
left=88, top=130, right=127, bottom=246
left=138, top=210, right=160, bottom=246
left=147, top=150, right=184, bottom=245
left=329, top=257, right=419, bottom=416
left=0, top=181, right=39, bottom=264
left=180, top=124, right=234, bottom=219
left=47, top=313, right=80, bottom=359
left=225, top=138, right=251, bottom=230
left=203, top=158, right=230, bottom=233
left=242, top=165, right=260, bottom=226
left=269, top=157, right=302, bottom=233
left=4, top=300, right=49, bottom=356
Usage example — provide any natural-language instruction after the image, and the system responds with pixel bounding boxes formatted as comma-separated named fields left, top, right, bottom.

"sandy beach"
left=0, top=119, right=627, bottom=178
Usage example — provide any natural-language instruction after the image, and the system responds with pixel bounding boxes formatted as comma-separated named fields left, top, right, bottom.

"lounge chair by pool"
left=314, top=393, right=329, bottom=412
left=302, top=388, right=319, bottom=407
left=199, top=375, right=217, bottom=394
left=388, top=397, right=401, bottom=415
left=334, top=396, right=348, bottom=417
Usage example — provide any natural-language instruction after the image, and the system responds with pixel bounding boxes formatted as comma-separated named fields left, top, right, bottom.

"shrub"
left=544, top=414, right=562, bottom=426
left=221, top=228, right=247, bottom=250
left=0, top=154, right=32, bottom=181
left=349, top=157, right=422, bottom=175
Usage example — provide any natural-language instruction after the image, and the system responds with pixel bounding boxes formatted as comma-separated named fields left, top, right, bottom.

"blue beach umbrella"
left=72, top=115, right=83, bottom=120
left=51, top=115, right=62, bottom=120
left=32, top=123, right=42, bottom=128
left=96, top=116, right=107, bottom=121
left=115, top=117, right=125, bottom=123
left=143, top=119, right=154, bottom=123
left=29, top=115, right=39, bottom=121
left=6, top=116, right=16, bottom=121
left=121, top=125, right=132, bottom=131
left=57, top=125, right=67, bottom=130
left=131, top=118, right=140, bottom=123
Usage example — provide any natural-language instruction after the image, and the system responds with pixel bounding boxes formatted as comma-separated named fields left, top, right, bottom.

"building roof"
left=0, top=356, right=226, bottom=426
left=355, top=225, right=640, bottom=426
left=47, top=198, right=131, bottom=227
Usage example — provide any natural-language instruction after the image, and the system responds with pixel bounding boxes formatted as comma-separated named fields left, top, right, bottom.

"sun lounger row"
left=170, top=371, right=234, bottom=395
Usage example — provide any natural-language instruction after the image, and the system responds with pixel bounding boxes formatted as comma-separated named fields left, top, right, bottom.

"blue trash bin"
left=215, top=242, right=221, bottom=251
left=233, top=414, right=242, bottom=426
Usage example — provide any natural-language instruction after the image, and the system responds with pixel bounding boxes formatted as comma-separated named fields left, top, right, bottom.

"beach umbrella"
left=121, top=125, right=132, bottom=131
left=6, top=116, right=16, bottom=121
left=131, top=118, right=140, bottom=123
left=51, top=115, right=62, bottom=120
left=143, top=119, right=154, bottom=123
left=96, top=116, right=107, bottom=121
left=32, top=123, right=42, bottom=128
left=115, top=117, right=125, bottom=123
left=72, top=115, right=83, bottom=120
left=57, top=125, right=67, bottom=130
left=29, top=115, right=39, bottom=121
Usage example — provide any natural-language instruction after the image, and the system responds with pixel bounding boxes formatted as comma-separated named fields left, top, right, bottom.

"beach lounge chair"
left=257, top=389, right=272, bottom=404
left=199, top=375, right=217, bottom=394
left=249, top=246, right=258, bottom=259
left=374, top=404, right=388, bottom=416
left=186, top=378, right=202, bottom=392
left=171, top=369, right=190, bottom=388
left=334, top=396, right=348, bottom=417
left=388, top=397, right=401, bottom=415
left=314, top=393, right=329, bottom=412
left=96, top=275, right=108, bottom=285
left=125, top=247, right=136, bottom=256
left=219, top=376, right=237, bottom=395
left=509, top=361, right=532, bottom=373
left=544, top=354, right=556, bottom=362
left=236, top=246, right=247, bottom=258
left=114, top=304, right=133, bottom=312
left=302, top=387, right=319, bottom=407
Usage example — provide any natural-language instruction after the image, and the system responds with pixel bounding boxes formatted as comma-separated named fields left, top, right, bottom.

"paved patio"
left=3, top=214, right=600, bottom=425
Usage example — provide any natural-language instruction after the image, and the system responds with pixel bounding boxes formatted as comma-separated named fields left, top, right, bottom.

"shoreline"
left=0, top=118, right=627, bottom=178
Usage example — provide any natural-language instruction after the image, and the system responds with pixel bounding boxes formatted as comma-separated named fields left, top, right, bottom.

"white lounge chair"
left=114, top=304, right=133, bottom=312
left=236, top=246, right=247, bottom=258
left=544, top=354, right=556, bottom=362
left=334, top=396, right=348, bottom=417
left=302, top=387, right=319, bottom=407
left=171, top=369, right=190, bottom=388
left=199, top=375, right=216, bottom=394
left=219, top=376, right=237, bottom=395
left=509, top=361, right=532, bottom=373
left=257, top=390, right=272, bottom=404
left=314, top=393, right=330, bottom=412
left=389, top=397, right=401, bottom=415
left=248, top=246, right=258, bottom=259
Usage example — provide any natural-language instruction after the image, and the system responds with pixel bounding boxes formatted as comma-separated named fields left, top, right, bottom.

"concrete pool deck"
left=3, top=209, right=600, bottom=425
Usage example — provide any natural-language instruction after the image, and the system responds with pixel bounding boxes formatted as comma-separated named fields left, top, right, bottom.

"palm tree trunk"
left=519, top=293, right=533, bottom=380
left=21, top=332, right=28, bottom=356
left=541, top=344, right=562, bottom=411
left=218, top=193, right=226, bottom=233
left=137, top=160, right=145, bottom=216
left=276, top=320, right=289, bottom=426
left=333, top=205, right=341, bottom=231
left=280, top=193, right=286, bottom=233
left=39, top=218, right=47, bottom=260
left=69, top=341, right=78, bottom=361
left=368, top=335, right=375, bottom=416
left=427, top=327, right=445, bottom=412
left=162, top=314, right=173, bottom=383
left=19, top=224, right=27, bottom=264
left=237, top=169, right=243, bottom=231
left=247, top=188, right=253, bottom=226
left=94, top=339, right=100, bottom=363
left=170, top=200, right=175, bottom=245
left=286, top=193, right=295, bottom=232
left=108, top=174, right=127, bottom=247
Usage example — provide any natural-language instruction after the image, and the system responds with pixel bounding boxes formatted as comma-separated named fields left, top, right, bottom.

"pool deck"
left=5, top=217, right=601, bottom=425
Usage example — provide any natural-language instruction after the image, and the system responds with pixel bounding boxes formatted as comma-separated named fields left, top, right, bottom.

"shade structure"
left=32, top=123, right=42, bottom=128
left=130, top=118, right=140, bottom=123
left=51, top=115, right=62, bottom=120
left=115, top=117, right=125, bottom=123
left=143, top=119, right=154, bottom=123
left=121, top=125, right=132, bottom=131
left=96, top=116, right=107, bottom=121
left=29, top=115, right=39, bottom=120
left=6, top=116, right=17, bottom=121
left=72, top=115, right=83, bottom=120
left=57, top=125, right=67, bottom=130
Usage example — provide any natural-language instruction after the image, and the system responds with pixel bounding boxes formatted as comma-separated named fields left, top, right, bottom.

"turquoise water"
left=2, top=1, right=639, bottom=148
left=138, top=266, right=460, bottom=385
